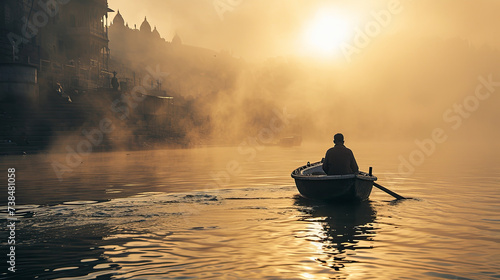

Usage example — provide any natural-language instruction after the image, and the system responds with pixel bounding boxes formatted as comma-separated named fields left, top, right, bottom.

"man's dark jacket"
left=322, top=144, right=359, bottom=175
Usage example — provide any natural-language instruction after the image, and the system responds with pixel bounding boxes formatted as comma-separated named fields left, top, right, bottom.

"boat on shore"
left=291, top=161, right=377, bottom=202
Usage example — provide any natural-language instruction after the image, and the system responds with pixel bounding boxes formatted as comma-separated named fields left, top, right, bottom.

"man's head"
left=333, top=133, right=344, bottom=145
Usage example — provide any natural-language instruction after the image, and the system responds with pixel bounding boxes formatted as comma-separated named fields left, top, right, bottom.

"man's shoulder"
left=345, top=146, right=354, bottom=154
left=326, top=147, right=336, bottom=153
left=335, top=145, right=354, bottom=154
left=332, top=145, right=350, bottom=150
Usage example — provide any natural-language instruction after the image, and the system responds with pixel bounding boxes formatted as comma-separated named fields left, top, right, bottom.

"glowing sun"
left=302, top=9, right=353, bottom=57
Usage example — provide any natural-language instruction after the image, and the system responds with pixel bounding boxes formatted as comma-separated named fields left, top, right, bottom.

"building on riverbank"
left=0, top=0, right=113, bottom=95
left=0, top=1, right=239, bottom=154
left=0, top=1, right=181, bottom=154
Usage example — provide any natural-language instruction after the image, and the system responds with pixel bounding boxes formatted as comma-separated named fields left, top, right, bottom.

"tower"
left=140, top=17, right=151, bottom=33
left=152, top=26, right=161, bottom=38
left=113, top=10, right=125, bottom=27
left=172, top=33, right=182, bottom=45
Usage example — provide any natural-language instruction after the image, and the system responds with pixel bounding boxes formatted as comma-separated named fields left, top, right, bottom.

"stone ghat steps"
left=0, top=104, right=171, bottom=155
left=1, top=94, right=106, bottom=154
left=0, top=90, right=182, bottom=155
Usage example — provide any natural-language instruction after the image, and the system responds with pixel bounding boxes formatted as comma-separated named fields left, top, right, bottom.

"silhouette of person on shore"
left=322, top=133, right=359, bottom=175
left=111, top=71, right=119, bottom=91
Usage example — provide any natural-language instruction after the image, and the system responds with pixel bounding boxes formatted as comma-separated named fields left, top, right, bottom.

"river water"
left=0, top=142, right=499, bottom=279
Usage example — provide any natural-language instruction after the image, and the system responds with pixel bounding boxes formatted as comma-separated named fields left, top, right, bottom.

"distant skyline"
left=107, top=0, right=500, bottom=59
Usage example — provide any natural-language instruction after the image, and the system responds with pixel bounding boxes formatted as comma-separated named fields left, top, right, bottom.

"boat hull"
left=291, top=162, right=377, bottom=202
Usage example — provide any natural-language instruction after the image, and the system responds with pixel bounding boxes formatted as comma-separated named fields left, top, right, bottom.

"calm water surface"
left=0, top=143, right=499, bottom=279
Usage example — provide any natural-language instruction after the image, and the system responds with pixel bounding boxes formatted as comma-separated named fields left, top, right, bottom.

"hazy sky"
left=107, top=0, right=499, bottom=59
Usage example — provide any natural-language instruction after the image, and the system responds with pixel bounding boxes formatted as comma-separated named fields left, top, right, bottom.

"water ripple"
left=2, top=181, right=498, bottom=280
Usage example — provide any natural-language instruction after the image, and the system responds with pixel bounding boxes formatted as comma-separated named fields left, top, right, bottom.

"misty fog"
left=110, top=9, right=499, bottom=142
left=41, top=0, right=498, bottom=153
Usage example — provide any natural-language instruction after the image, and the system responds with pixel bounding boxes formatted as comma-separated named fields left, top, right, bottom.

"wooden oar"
left=368, top=167, right=406, bottom=200
left=373, top=182, right=406, bottom=200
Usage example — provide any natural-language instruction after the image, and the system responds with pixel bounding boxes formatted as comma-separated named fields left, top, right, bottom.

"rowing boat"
left=291, top=161, right=377, bottom=202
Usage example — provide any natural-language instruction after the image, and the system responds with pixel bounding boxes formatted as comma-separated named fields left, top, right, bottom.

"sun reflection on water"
left=294, top=197, right=377, bottom=275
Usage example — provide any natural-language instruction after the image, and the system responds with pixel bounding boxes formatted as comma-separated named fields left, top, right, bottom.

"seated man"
left=322, top=133, right=359, bottom=175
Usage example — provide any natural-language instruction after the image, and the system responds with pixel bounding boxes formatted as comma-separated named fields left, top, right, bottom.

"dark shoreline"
left=0, top=87, right=191, bottom=156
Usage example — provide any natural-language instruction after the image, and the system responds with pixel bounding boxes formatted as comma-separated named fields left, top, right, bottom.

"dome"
left=140, top=17, right=151, bottom=33
left=152, top=26, right=160, bottom=38
left=113, top=10, right=124, bottom=26
left=172, top=33, right=182, bottom=45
